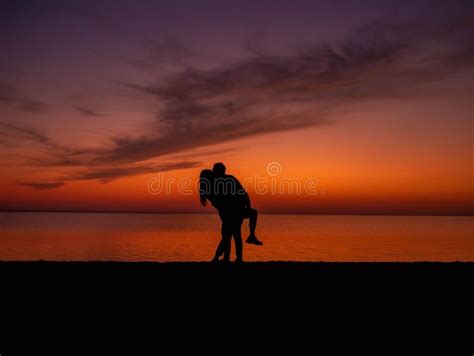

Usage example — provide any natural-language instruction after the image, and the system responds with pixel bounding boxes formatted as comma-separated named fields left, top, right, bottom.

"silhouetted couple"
left=200, top=163, right=262, bottom=263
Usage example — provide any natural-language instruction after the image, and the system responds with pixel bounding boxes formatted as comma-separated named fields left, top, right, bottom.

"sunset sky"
left=0, top=0, right=472, bottom=214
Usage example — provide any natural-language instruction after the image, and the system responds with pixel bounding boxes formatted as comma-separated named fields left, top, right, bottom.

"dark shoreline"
left=2, top=260, right=473, bottom=274
left=2, top=260, right=472, bottom=281
left=2, top=261, right=473, bottom=350
left=0, top=260, right=474, bottom=271
left=3, top=261, right=472, bottom=309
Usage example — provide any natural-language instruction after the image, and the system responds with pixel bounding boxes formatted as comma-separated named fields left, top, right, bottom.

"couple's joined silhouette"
left=200, top=163, right=263, bottom=262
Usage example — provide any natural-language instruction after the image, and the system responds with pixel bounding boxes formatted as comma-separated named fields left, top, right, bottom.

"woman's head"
left=199, top=169, right=214, bottom=206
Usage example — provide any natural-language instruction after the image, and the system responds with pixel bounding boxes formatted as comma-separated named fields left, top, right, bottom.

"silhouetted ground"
left=1, top=261, right=472, bottom=351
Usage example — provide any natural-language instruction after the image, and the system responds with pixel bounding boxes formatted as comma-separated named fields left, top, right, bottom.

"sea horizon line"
left=0, top=209, right=472, bottom=217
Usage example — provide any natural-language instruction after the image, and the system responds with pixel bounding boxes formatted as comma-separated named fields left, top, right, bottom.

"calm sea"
left=0, top=212, right=472, bottom=261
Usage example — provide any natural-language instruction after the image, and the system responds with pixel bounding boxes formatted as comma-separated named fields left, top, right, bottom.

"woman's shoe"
left=245, top=235, right=263, bottom=245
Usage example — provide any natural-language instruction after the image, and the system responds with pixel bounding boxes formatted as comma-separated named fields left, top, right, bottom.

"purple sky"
left=0, top=0, right=473, bottom=214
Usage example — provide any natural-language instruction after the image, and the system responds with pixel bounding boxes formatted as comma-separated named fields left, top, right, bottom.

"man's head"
left=212, top=162, right=226, bottom=177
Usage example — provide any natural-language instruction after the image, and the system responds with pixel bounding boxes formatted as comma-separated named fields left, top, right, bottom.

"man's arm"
left=230, top=175, right=251, bottom=208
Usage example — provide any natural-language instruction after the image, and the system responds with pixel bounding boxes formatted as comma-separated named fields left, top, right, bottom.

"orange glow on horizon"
left=1, top=92, right=472, bottom=215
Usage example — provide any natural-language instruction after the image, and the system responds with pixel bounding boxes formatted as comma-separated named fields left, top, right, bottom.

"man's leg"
left=221, top=220, right=233, bottom=262
left=233, top=219, right=244, bottom=262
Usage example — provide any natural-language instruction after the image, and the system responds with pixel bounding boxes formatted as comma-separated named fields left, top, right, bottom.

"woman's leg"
left=244, top=208, right=263, bottom=245
left=248, top=208, right=257, bottom=237
left=212, top=227, right=225, bottom=261
left=213, top=219, right=232, bottom=261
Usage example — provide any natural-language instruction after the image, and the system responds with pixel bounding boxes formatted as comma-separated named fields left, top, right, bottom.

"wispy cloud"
left=0, top=122, right=97, bottom=170
left=68, top=161, right=202, bottom=183
left=19, top=182, right=65, bottom=190
left=3, top=2, right=473, bottom=186
left=0, top=122, right=201, bottom=185
left=74, top=106, right=104, bottom=117
left=83, top=10, right=198, bottom=70
left=0, top=84, right=50, bottom=114
left=0, top=122, right=49, bottom=145
left=96, top=13, right=474, bottom=165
